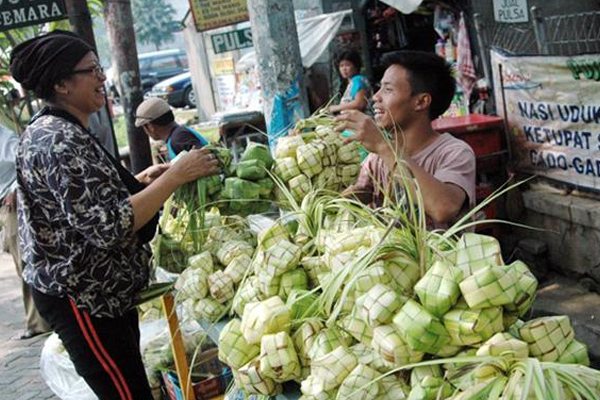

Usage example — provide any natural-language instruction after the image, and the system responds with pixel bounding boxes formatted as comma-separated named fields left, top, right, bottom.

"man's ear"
left=414, top=93, right=432, bottom=113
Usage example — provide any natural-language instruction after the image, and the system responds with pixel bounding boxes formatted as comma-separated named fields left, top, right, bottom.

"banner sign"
left=188, top=0, right=248, bottom=32
left=491, top=49, right=600, bottom=190
left=493, top=0, right=528, bottom=23
left=211, top=27, right=252, bottom=54
left=0, top=0, right=67, bottom=31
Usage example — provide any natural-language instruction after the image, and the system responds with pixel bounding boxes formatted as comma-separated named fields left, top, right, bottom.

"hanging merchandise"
left=433, top=4, right=456, bottom=39
left=456, top=12, right=477, bottom=106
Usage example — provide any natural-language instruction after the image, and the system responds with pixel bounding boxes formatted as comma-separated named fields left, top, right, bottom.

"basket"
left=161, top=348, right=233, bottom=400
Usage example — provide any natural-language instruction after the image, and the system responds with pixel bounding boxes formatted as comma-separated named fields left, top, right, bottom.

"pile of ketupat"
left=218, top=215, right=600, bottom=400
left=149, top=110, right=600, bottom=400
left=272, top=114, right=362, bottom=207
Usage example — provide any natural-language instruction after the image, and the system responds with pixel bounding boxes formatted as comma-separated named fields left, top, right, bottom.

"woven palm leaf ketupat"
left=187, top=250, right=214, bottom=272
left=208, top=270, right=235, bottom=304
left=258, top=221, right=290, bottom=250
left=289, top=174, right=312, bottom=201
left=338, top=311, right=374, bottom=346
left=240, top=296, right=291, bottom=345
left=296, top=143, right=324, bottom=178
left=237, top=359, right=283, bottom=396
left=371, top=324, right=424, bottom=366
left=393, top=299, right=451, bottom=354
left=224, top=253, right=252, bottom=284
left=414, top=260, right=463, bottom=317
left=259, top=331, right=302, bottom=382
left=337, top=364, right=380, bottom=400
left=195, top=297, right=226, bottom=322
left=300, top=375, right=338, bottom=399
left=174, top=266, right=208, bottom=300
left=278, top=269, right=309, bottom=301
left=232, top=276, right=261, bottom=316
left=475, top=332, right=529, bottom=359
left=275, top=135, right=305, bottom=158
left=310, top=345, right=358, bottom=391
left=308, top=328, right=348, bottom=361
left=558, top=339, right=590, bottom=366
left=218, top=318, right=260, bottom=369
left=518, top=316, right=575, bottom=362
left=458, top=265, right=519, bottom=309
left=443, top=304, right=504, bottom=346
left=263, top=239, right=303, bottom=277
left=454, top=233, right=504, bottom=276
left=274, top=157, right=302, bottom=182
left=337, top=141, right=361, bottom=164
left=216, top=240, right=254, bottom=266
left=502, top=260, right=538, bottom=317
left=358, top=283, right=404, bottom=326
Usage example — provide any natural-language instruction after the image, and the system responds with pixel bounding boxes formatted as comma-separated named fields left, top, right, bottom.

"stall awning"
left=236, top=9, right=352, bottom=72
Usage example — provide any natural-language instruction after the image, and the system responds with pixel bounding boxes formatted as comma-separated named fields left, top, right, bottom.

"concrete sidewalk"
left=0, top=252, right=57, bottom=400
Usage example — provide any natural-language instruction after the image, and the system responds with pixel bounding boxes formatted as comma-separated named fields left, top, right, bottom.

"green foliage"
left=132, top=0, right=180, bottom=51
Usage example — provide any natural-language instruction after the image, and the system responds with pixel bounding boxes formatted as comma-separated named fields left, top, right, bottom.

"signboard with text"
left=0, top=0, right=67, bottom=31
left=188, top=0, right=248, bottom=32
left=491, top=49, right=600, bottom=190
left=493, top=0, right=528, bottom=23
left=211, top=27, right=252, bottom=54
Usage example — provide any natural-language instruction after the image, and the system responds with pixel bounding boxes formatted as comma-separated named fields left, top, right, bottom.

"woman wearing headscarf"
left=10, top=30, right=219, bottom=399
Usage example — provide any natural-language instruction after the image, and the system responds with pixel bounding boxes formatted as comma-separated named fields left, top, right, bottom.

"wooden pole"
left=161, top=293, right=195, bottom=400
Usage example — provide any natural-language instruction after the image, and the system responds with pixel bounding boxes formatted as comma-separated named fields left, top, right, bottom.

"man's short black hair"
left=150, top=110, right=175, bottom=126
left=382, top=50, right=456, bottom=120
left=337, top=49, right=362, bottom=72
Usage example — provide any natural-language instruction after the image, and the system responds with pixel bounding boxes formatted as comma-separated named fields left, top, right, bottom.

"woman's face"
left=63, top=51, right=106, bottom=115
left=339, top=59, right=357, bottom=80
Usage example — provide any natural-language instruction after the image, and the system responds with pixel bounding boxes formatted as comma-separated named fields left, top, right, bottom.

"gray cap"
left=134, top=97, right=171, bottom=127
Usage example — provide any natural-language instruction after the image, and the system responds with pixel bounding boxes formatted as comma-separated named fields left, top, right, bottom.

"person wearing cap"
left=136, top=97, right=207, bottom=160
left=10, top=30, right=220, bottom=399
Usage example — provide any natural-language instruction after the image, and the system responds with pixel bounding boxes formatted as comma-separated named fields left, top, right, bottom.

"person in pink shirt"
left=335, top=51, right=476, bottom=229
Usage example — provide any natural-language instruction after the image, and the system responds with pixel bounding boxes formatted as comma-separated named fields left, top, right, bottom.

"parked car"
left=145, top=72, right=196, bottom=108
left=107, top=48, right=189, bottom=100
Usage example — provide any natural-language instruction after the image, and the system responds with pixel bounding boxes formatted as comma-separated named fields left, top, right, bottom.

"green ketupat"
left=289, top=174, right=311, bottom=202
left=237, top=359, right=282, bottom=396
left=224, top=253, right=252, bottom=284
left=502, top=260, right=538, bottom=317
left=458, top=265, right=518, bottom=309
left=475, top=332, right=529, bottom=358
left=278, top=269, right=309, bottom=301
left=371, top=324, right=424, bottom=367
left=310, top=345, right=358, bottom=391
left=357, top=284, right=403, bottom=326
left=517, top=316, right=575, bottom=361
left=264, top=239, right=303, bottom=277
left=223, top=177, right=261, bottom=199
left=443, top=302, right=504, bottom=346
left=237, top=159, right=267, bottom=180
left=337, top=141, right=361, bottom=164
left=194, top=297, right=227, bottom=322
left=296, top=142, right=323, bottom=178
left=208, top=270, right=235, bottom=304
left=216, top=240, right=254, bottom=266
left=258, top=221, right=290, bottom=250
left=393, top=299, right=451, bottom=354
left=454, top=233, right=504, bottom=276
left=218, top=318, right=260, bottom=369
left=274, top=157, right=302, bottom=182
left=241, top=142, right=274, bottom=169
left=414, top=260, right=463, bottom=317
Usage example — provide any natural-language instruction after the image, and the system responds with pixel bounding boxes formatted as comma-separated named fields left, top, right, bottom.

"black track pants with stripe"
left=32, top=289, right=153, bottom=400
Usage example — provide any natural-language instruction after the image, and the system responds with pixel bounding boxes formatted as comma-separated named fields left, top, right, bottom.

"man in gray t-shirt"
left=336, top=51, right=476, bottom=229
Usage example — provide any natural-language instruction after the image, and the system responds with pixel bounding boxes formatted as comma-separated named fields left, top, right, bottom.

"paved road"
left=0, top=252, right=58, bottom=400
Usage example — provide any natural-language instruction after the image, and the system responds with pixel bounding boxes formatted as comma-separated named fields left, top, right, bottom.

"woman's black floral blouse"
left=17, top=114, right=150, bottom=318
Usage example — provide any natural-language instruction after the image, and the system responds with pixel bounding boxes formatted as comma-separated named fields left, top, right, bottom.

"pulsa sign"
left=493, top=0, right=528, bottom=23
left=491, top=50, right=600, bottom=190
left=211, top=28, right=252, bottom=54
left=0, top=0, right=67, bottom=31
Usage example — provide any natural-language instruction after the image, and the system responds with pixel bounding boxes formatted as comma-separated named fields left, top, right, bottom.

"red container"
left=432, top=114, right=506, bottom=172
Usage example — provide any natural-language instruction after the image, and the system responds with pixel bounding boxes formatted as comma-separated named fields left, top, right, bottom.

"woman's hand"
left=136, top=163, right=170, bottom=185
left=167, top=148, right=220, bottom=186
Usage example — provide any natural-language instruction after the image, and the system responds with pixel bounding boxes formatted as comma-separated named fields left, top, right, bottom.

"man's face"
left=372, top=65, right=419, bottom=131
left=142, top=124, right=161, bottom=141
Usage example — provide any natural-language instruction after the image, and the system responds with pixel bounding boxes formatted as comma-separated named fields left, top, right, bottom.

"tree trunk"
left=103, top=0, right=152, bottom=174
